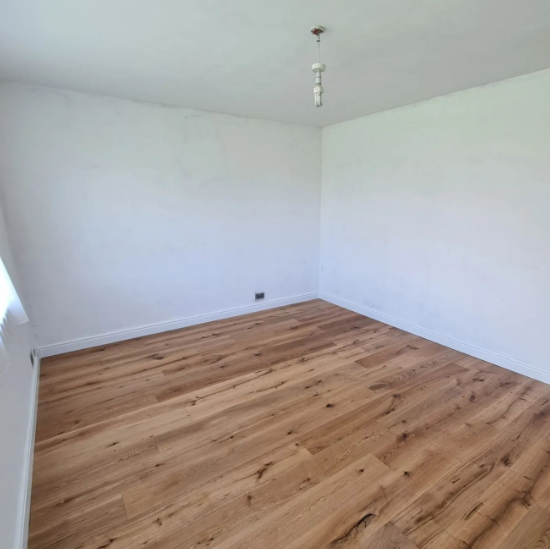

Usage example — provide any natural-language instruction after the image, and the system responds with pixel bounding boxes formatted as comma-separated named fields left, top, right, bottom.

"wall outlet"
left=255, top=292, right=265, bottom=301
left=30, top=348, right=39, bottom=367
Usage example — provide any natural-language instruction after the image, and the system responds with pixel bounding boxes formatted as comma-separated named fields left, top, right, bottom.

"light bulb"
left=312, top=62, right=326, bottom=109
left=314, top=84, right=323, bottom=107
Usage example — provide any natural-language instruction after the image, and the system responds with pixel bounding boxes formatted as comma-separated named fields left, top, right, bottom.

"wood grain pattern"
left=29, top=299, right=550, bottom=548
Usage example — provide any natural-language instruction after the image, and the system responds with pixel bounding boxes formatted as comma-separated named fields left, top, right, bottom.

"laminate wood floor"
left=30, top=299, right=550, bottom=549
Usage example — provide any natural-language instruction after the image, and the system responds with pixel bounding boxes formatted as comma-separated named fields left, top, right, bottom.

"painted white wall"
left=2, top=69, right=550, bottom=380
left=0, top=201, right=36, bottom=549
left=0, top=83, right=321, bottom=352
left=321, top=69, right=550, bottom=382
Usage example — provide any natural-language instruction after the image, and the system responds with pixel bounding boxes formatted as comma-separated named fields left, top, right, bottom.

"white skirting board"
left=16, top=352, right=40, bottom=549
left=319, top=292, right=550, bottom=386
left=39, top=293, right=319, bottom=357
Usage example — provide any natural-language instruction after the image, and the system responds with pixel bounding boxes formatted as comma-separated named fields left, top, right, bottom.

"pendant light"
left=311, top=26, right=326, bottom=107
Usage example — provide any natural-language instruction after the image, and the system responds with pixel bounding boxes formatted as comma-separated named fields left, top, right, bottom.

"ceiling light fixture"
left=310, top=26, right=326, bottom=108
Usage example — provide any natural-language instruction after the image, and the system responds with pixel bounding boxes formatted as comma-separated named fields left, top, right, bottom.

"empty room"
left=2, top=1, right=550, bottom=548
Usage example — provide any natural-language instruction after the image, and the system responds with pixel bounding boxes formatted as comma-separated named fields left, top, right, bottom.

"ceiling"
left=1, top=0, right=550, bottom=127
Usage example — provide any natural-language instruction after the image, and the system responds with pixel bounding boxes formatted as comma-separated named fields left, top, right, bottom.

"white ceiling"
left=1, top=0, right=550, bottom=126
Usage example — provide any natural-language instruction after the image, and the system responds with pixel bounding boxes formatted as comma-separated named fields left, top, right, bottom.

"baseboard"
left=17, top=351, right=40, bottom=549
left=39, top=293, right=319, bottom=357
left=320, top=292, right=550, bottom=386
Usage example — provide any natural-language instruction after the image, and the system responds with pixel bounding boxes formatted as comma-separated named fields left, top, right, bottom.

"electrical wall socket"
left=255, top=292, right=265, bottom=301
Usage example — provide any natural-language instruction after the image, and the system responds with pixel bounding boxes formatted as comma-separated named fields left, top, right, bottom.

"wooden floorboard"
left=29, top=299, right=550, bottom=548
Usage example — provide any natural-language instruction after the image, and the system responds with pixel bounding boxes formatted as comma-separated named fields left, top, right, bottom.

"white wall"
left=321, top=69, right=550, bottom=382
left=0, top=201, right=36, bottom=549
left=0, top=83, right=321, bottom=352
left=2, top=70, right=550, bottom=381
